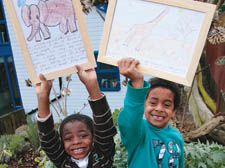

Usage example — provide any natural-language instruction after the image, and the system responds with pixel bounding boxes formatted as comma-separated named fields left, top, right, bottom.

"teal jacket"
left=118, top=81, right=184, bottom=168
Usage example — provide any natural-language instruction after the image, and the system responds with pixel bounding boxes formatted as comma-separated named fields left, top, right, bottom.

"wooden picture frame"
left=98, top=0, right=216, bottom=86
left=4, top=0, right=96, bottom=84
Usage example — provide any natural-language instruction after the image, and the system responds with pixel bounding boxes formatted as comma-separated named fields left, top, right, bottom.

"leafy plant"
left=112, top=108, right=128, bottom=167
left=0, top=134, right=30, bottom=164
left=112, top=108, right=122, bottom=127
left=184, top=140, right=225, bottom=168
left=113, top=131, right=127, bottom=168
left=35, top=150, right=56, bottom=168
left=26, top=115, right=40, bottom=149
left=0, top=164, right=8, bottom=168
left=0, top=144, right=11, bottom=164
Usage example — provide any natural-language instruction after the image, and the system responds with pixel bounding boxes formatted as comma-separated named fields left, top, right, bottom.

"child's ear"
left=172, top=109, right=176, bottom=117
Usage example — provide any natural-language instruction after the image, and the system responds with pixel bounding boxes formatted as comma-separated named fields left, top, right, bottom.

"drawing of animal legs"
left=21, top=4, right=50, bottom=41
left=34, top=30, right=41, bottom=41
left=39, top=23, right=50, bottom=40
left=67, top=15, right=78, bottom=33
left=22, top=4, right=40, bottom=41
left=59, top=19, right=69, bottom=34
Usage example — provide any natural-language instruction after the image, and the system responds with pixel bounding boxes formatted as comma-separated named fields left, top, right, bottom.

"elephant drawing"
left=21, top=0, right=78, bottom=42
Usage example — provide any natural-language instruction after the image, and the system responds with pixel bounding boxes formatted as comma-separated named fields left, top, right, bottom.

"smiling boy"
left=36, top=65, right=117, bottom=168
left=60, top=118, right=93, bottom=160
left=117, top=58, right=184, bottom=168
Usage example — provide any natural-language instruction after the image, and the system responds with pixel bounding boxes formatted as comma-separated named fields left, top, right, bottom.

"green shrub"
left=26, top=115, right=40, bottom=149
left=184, top=140, right=225, bottom=168
left=112, top=108, right=122, bottom=126
left=113, top=132, right=127, bottom=168
left=0, top=134, right=30, bottom=163
left=112, top=108, right=128, bottom=167
left=35, top=150, right=56, bottom=168
left=0, top=164, right=8, bottom=168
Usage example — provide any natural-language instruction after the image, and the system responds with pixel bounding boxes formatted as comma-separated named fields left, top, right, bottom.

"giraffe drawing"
left=123, top=9, right=169, bottom=51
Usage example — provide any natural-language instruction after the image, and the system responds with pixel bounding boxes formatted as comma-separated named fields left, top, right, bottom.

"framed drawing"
left=98, top=0, right=216, bottom=86
left=3, top=0, right=96, bottom=84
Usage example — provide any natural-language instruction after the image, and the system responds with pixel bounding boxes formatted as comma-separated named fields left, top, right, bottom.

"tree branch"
left=184, top=114, right=225, bottom=142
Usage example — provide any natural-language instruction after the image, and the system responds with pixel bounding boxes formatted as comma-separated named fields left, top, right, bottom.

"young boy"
left=35, top=65, right=117, bottom=168
left=117, top=58, right=184, bottom=168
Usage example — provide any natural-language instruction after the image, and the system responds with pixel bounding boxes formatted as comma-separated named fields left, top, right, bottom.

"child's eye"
left=79, top=134, right=88, bottom=139
left=164, top=103, right=171, bottom=107
left=63, top=136, right=73, bottom=141
left=64, top=137, right=72, bottom=141
left=150, top=101, right=156, bottom=105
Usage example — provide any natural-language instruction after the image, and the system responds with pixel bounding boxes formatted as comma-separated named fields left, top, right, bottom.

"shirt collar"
left=71, top=152, right=90, bottom=168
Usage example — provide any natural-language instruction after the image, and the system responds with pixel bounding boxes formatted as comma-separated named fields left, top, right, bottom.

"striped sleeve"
left=37, top=114, right=67, bottom=167
left=88, top=95, right=117, bottom=154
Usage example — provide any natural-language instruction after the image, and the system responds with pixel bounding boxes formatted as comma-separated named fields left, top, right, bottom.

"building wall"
left=3, top=4, right=152, bottom=122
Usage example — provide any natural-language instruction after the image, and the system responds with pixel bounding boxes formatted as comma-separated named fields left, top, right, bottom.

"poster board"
left=4, top=0, right=96, bottom=84
left=98, top=0, right=216, bottom=86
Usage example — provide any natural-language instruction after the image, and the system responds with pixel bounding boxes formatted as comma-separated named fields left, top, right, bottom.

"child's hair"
left=148, top=78, right=181, bottom=109
left=59, top=113, right=94, bottom=138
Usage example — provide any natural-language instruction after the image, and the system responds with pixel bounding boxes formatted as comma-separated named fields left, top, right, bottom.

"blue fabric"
left=118, top=80, right=184, bottom=168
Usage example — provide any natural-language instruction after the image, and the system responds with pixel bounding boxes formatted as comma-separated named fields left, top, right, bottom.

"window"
left=94, top=51, right=120, bottom=91
left=0, top=1, right=8, bottom=44
left=0, top=57, right=14, bottom=115
left=0, top=24, right=9, bottom=43
left=6, top=56, right=21, bottom=105
left=0, top=0, right=23, bottom=116
left=0, top=1, right=4, bottom=20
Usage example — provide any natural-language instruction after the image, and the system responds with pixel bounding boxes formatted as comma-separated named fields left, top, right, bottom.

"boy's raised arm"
left=117, top=58, right=150, bottom=151
left=76, top=65, right=117, bottom=157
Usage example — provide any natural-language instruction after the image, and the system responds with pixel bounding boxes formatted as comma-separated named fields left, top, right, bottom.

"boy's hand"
left=118, top=58, right=144, bottom=88
left=35, top=74, right=52, bottom=118
left=76, top=65, right=97, bottom=86
left=36, top=74, right=52, bottom=99
left=76, top=65, right=101, bottom=99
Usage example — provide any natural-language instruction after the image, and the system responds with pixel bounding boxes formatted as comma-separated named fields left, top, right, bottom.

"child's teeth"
left=153, top=115, right=163, bottom=120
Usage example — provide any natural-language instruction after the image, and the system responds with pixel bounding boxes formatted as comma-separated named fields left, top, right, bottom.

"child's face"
left=144, top=86, right=176, bottom=128
left=62, top=120, right=93, bottom=159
